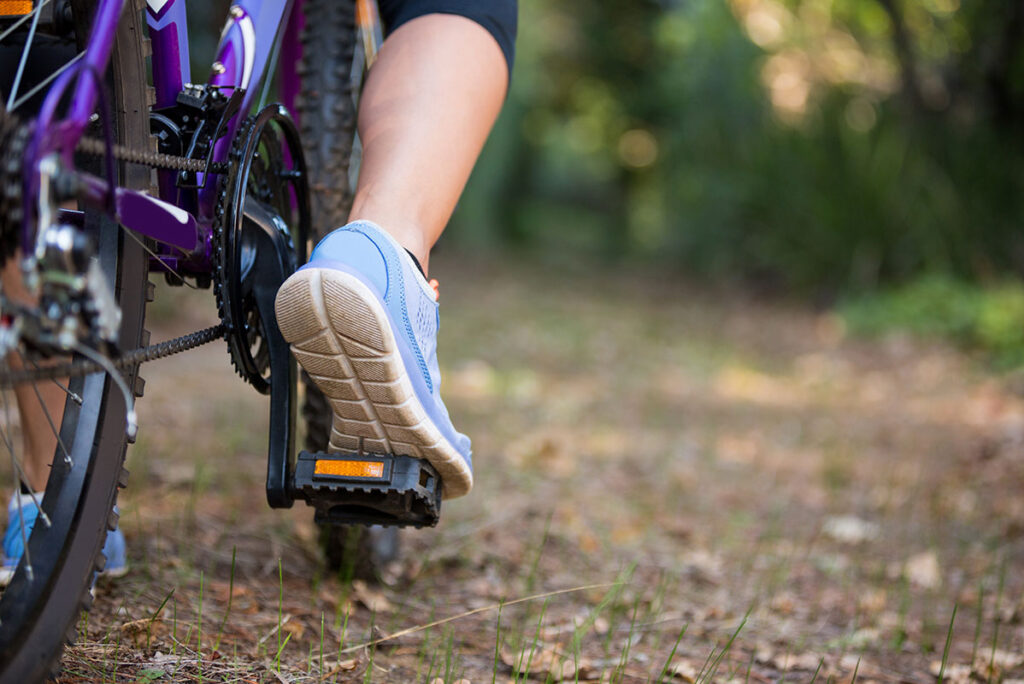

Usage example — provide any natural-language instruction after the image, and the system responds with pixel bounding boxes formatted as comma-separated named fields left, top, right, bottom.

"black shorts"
left=377, top=0, right=517, bottom=76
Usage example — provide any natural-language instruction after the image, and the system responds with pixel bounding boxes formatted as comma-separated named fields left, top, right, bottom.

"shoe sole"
left=275, top=268, right=472, bottom=499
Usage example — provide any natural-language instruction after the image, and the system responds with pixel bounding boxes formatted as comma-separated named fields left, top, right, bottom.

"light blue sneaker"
left=1, top=492, right=127, bottom=586
left=275, top=220, right=473, bottom=498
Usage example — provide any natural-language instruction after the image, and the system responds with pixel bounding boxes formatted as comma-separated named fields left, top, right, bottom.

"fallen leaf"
left=928, top=661, right=972, bottom=684
left=847, top=627, right=880, bottom=649
left=120, top=618, right=167, bottom=647
left=282, top=618, right=306, bottom=640
left=904, top=550, right=942, bottom=589
left=757, top=647, right=826, bottom=673
left=351, top=579, right=393, bottom=613
left=505, top=432, right=576, bottom=478
left=575, top=661, right=600, bottom=681
left=667, top=659, right=698, bottom=682
left=319, top=659, right=358, bottom=679
left=973, top=649, right=1024, bottom=679
left=770, top=592, right=797, bottom=615
left=857, top=589, right=887, bottom=615
left=554, top=659, right=582, bottom=681
left=501, top=644, right=570, bottom=679
left=208, top=580, right=250, bottom=603
left=823, top=515, right=879, bottom=544
left=770, top=653, right=823, bottom=672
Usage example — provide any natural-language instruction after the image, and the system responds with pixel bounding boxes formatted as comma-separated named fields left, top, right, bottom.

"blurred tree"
left=452, top=0, right=1024, bottom=296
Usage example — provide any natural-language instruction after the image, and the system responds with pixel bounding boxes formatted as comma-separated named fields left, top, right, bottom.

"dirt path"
left=59, top=256, right=1024, bottom=683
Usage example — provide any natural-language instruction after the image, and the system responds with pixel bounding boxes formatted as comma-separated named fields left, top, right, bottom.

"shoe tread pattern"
left=275, top=269, right=472, bottom=498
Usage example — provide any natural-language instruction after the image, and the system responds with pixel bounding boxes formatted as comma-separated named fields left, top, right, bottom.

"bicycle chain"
left=1, top=109, right=205, bottom=269
left=0, top=324, right=225, bottom=387
left=0, top=123, right=231, bottom=386
left=76, top=135, right=208, bottom=173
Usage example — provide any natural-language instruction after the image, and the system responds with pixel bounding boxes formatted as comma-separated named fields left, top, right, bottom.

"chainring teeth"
left=213, top=112, right=307, bottom=388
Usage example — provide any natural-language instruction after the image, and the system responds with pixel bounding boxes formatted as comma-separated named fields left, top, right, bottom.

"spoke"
left=10, top=52, right=85, bottom=112
left=5, top=0, right=46, bottom=110
left=0, top=389, right=51, bottom=529
left=0, top=0, right=51, bottom=45
left=49, top=376, right=83, bottom=405
left=71, top=342, right=137, bottom=441
left=18, top=351, right=72, bottom=467
left=0, top=395, right=33, bottom=581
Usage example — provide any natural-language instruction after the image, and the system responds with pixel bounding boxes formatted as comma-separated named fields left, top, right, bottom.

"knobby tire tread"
left=296, top=0, right=400, bottom=577
left=0, top=0, right=151, bottom=680
left=296, top=0, right=357, bottom=456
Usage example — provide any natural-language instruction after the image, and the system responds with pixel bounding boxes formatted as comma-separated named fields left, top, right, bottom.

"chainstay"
left=76, top=135, right=208, bottom=172
left=0, top=324, right=225, bottom=386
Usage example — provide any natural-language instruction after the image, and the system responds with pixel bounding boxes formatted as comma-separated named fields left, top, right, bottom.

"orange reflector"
left=0, top=1, right=33, bottom=15
left=314, top=459, right=384, bottom=478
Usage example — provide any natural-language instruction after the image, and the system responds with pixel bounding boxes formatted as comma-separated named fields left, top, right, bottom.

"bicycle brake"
left=291, top=451, right=442, bottom=528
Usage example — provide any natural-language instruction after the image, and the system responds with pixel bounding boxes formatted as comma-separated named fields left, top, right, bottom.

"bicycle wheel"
left=296, top=0, right=401, bottom=576
left=0, top=0, right=152, bottom=679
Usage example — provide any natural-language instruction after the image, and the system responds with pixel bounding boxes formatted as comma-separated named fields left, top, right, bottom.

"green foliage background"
left=450, top=0, right=1024, bottom=298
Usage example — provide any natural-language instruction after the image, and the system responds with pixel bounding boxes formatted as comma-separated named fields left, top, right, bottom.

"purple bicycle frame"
left=25, top=0, right=304, bottom=270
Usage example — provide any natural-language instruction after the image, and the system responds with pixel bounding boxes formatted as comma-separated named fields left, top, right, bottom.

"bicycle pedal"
left=292, top=451, right=442, bottom=528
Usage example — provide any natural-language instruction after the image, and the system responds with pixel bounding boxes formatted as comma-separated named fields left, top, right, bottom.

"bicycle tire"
left=296, top=0, right=401, bottom=577
left=0, top=0, right=152, bottom=679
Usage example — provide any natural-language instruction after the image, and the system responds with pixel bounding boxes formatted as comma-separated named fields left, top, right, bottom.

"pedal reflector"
left=0, top=1, right=33, bottom=15
left=292, top=451, right=442, bottom=528
left=314, top=459, right=384, bottom=479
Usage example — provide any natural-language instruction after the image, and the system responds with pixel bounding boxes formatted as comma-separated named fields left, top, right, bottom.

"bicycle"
left=0, top=0, right=443, bottom=679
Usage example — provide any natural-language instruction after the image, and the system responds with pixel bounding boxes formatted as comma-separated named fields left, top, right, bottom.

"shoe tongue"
left=404, top=249, right=427, bottom=278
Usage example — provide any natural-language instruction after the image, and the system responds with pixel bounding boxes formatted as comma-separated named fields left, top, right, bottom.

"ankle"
left=384, top=226, right=429, bottom=274
left=346, top=215, right=431, bottom=274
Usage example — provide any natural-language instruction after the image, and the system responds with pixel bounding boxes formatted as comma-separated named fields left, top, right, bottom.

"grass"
left=212, top=547, right=236, bottom=652
left=937, top=603, right=958, bottom=683
left=44, top=256, right=1024, bottom=682
left=840, top=274, right=1024, bottom=368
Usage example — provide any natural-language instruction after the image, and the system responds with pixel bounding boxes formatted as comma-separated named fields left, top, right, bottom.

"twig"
left=339, top=582, right=619, bottom=655
left=258, top=614, right=293, bottom=646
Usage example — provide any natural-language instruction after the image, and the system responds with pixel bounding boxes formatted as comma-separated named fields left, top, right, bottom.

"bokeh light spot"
left=618, top=129, right=659, bottom=169
left=844, top=97, right=877, bottom=133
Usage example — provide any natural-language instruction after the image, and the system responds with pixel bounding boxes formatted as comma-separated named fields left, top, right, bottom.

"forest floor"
left=56, top=254, right=1024, bottom=683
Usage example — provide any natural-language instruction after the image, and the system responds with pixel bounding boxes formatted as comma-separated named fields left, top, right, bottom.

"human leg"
left=1, top=257, right=62, bottom=492
left=275, top=7, right=514, bottom=497
left=347, top=12, right=510, bottom=271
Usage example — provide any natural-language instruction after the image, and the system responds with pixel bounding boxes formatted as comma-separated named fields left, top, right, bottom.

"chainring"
left=213, top=106, right=311, bottom=393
